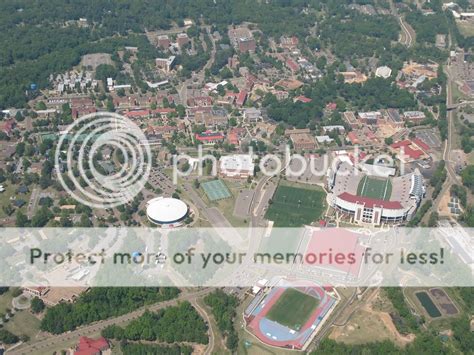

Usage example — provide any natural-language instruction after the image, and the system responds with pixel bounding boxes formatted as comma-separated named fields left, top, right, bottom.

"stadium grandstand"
left=327, top=161, right=425, bottom=226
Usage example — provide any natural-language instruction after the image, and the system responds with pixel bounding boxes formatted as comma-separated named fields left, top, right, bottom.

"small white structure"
left=219, top=154, right=255, bottom=178
left=375, top=66, right=392, bottom=79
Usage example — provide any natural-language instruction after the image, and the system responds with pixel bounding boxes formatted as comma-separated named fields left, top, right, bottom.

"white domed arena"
left=146, top=197, right=189, bottom=227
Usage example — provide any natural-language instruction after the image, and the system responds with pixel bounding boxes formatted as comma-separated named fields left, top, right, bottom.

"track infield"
left=266, top=288, right=319, bottom=330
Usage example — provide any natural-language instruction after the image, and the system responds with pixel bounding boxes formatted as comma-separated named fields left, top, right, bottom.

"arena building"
left=327, top=161, right=425, bottom=226
left=146, top=197, right=189, bottom=226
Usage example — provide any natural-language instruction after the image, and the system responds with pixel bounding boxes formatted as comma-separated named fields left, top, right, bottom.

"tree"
left=461, top=165, right=474, bottom=193
left=15, top=211, right=29, bottom=227
left=31, top=297, right=45, bottom=314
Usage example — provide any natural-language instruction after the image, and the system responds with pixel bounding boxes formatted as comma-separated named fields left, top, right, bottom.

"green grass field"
left=266, top=288, right=319, bottom=331
left=264, top=184, right=326, bottom=227
left=357, top=176, right=392, bottom=200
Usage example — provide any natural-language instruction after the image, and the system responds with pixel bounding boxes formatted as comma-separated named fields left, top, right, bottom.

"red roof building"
left=338, top=192, right=403, bottom=210
left=412, top=138, right=430, bottom=152
left=286, top=58, right=299, bottom=72
left=326, top=102, right=337, bottom=111
left=1, top=119, right=15, bottom=136
left=236, top=90, right=247, bottom=107
left=74, top=336, right=109, bottom=355
left=195, top=131, right=225, bottom=144
left=346, top=131, right=360, bottom=145
left=294, top=95, right=312, bottom=103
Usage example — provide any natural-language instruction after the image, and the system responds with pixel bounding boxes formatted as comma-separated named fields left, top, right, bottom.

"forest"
left=40, top=287, right=180, bottom=334
left=101, top=302, right=208, bottom=344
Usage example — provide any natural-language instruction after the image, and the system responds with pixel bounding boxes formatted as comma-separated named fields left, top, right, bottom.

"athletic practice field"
left=357, top=176, right=392, bottom=200
left=201, top=179, right=231, bottom=201
left=265, top=184, right=326, bottom=227
left=266, top=288, right=320, bottom=330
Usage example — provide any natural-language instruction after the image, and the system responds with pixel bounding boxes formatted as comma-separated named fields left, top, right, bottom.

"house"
left=74, top=336, right=110, bottom=355
left=316, top=135, right=334, bottom=144
left=195, top=131, right=225, bottom=144
left=375, top=66, right=392, bottom=79
left=387, top=109, right=404, bottom=128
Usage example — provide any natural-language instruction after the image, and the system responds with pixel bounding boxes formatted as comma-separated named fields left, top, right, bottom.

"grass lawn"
left=357, top=176, right=391, bottom=200
left=456, top=20, right=474, bottom=37
left=4, top=310, right=41, bottom=339
left=266, top=288, right=319, bottom=331
left=0, top=288, right=16, bottom=314
left=264, top=184, right=326, bottom=227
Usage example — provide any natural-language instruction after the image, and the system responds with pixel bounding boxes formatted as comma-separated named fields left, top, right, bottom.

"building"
left=243, top=107, right=261, bottom=123
left=322, top=125, right=345, bottom=133
left=195, top=131, right=225, bottom=144
left=194, top=108, right=228, bottom=128
left=291, top=133, right=316, bottom=150
left=236, top=90, right=248, bottom=107
left=219, top=154, right=255, bottom=178
left=327, top=161, right=425, bottom=226
left=146, top=197, right=189, bottom=226
left=358, top=111, right=382, bottom=124
left=390, top=140, right=427, bottom=162
left=343, top=111, right=360, bottom=128
left=229, top=27, right=256, bottom=53
left=176, top=33, right=189, bottom=47
left=386, top=109, right=404, bottom=128
left=74, top=336, right=110, bottom=355
left=375, top=66, right=392, bottom=79
left=403, top=111, right=426, bottom=123
left=156, top=56, right=176, bottom=73
left=158, top=35, right=170, bottom=48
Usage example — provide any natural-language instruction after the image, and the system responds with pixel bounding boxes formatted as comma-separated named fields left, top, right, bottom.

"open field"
left=265, top=184, right=326, bottom=227
left=4, top=310, right=41, bottom=339
left=266, top=288, right=319, bottom=331
left=456, top=20, right=474, bottom=37
left=357, top=176, right=391, bottom=200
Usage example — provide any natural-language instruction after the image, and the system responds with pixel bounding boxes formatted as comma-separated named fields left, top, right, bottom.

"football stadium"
left=327, top=161, right=425, bottom=225
left=245, top=278, right=337, bottom=350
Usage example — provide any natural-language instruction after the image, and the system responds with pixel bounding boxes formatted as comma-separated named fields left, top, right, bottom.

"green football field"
left=357, top=176, right=392, bottom=200
left=264, top=184, right=326, bottom=227
left=266, top=288, right=320, bottom=330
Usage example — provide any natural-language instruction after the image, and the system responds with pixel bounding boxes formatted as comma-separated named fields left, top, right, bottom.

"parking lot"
left=415, top=129, right=442, bottom=150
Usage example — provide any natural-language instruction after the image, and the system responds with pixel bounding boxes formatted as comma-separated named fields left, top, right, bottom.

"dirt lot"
left=80, top=53, right=113, bottom=70
left=330, top=289, right=415, bottom=347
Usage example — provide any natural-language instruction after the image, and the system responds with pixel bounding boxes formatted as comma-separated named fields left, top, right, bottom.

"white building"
left=219, top=154, right=255, bottom=178
left=375, top=66, right=392, bottom=79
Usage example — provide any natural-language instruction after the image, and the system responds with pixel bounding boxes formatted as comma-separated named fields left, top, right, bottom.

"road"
left=191, top=298, right=215, bottom=355
left=9, top=289, right=213, bottom=355
left=434, top=65, right=462, bottom=212
left=390, top=0, right=414, bottom=47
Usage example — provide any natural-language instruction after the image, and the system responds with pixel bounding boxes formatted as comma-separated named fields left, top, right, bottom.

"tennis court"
left=357, top=176, right=392, bottom=200
left=202, top=179, right=232, bottom=201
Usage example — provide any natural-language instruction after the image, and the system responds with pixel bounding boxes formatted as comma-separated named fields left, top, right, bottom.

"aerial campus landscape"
left=0, top=0, right=474, bottom=354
